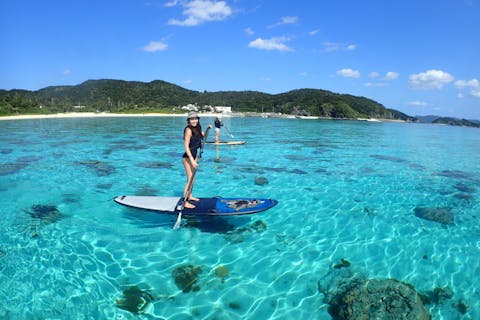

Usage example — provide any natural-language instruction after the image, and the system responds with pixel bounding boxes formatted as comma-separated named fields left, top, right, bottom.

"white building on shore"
left=214, top=106, right=232, bottom=113
left=180, top=104, right=232, bottom=113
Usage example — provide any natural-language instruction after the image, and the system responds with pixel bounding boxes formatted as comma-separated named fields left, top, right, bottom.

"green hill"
left=0, top=79, right=413, bottom=120
left=432, top=117, right=480, bottom=128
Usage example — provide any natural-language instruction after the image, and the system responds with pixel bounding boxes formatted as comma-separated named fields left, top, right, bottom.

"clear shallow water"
left=0, top=116, right=479, bottom=319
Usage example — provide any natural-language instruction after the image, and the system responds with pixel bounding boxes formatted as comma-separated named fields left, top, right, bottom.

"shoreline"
left=0, top=111, right=408, bottom=123
left=0, top=112, right=226, bottom=121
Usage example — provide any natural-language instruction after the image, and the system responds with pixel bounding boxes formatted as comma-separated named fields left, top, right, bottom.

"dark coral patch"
left=456, top=300, right=468, bottom=314
left=0, top=149, right=13, bottom=154
left=254, top=176, right=269, bottom=186
left=76, top=160, right=116, bottom=176
left=370, top=154, right=407, bottom=163
left=16, top=155, right=42, bottom=163
left=172, top=264, right=202, bottom=293
left=437, top=170, right=475, bottom=180
left=239, top=166, right=264, bottom=174
left=432, top=286, right=454, bottom=303
left=290, top=169, right=308, bottom=175
left=454, top=183, right=476, bottom=193
left=214, top=265, right=229, bottom=283
left=213, top=156, right=236, bottom=164
left=115, top=285, right=154, bottom=315
left=327, top=278, right=430, bottom=320
left=414, top=207, right=454, bottom=225
left=135, top=185, right=158, bottom=196
left=136, top=162, right=173, bottom=169
left=96, top=183, right=113, bottom=190
left=453, top=193, right=472, bottom=200
left=26, top=205, right=64, bottom=224
left=62, top=193, right=80, bottom=203
left=285, top=154, right=310, bottom=161
left=250, top=220, right=267, bottom=232
left=0, top=162, right=29, bottom=176
left=333, top=259, right=351, bottom=269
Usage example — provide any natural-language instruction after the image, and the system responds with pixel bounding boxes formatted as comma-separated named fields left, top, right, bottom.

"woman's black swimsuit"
left=215, top=119, right=223, bottom=129
left=182, top=126, right=202, bottom=159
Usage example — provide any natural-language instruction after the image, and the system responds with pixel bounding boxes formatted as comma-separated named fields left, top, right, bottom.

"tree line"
left=0, top=79, right=414, bottom=120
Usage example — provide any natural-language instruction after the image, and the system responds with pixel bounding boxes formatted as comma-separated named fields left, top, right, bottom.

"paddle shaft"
left=223, top=124, right=234, bottom=138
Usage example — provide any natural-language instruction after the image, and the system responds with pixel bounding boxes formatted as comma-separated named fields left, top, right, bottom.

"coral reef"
left=333, top=258, right=351, bottom=269
left=172, top=264, right=202, bottom=293
left=254, top=176, right=269, bottom=186
left=319, top=268, right=431, bottom=320
left=327, top=278, right=430, bottom=320
left=214, top=265, right=229, bottom=283
left=414, top=207, right=454, bottom=225
left=115, top=285, right=154, bottom=315
left=26, top=204, right=64, bottom=224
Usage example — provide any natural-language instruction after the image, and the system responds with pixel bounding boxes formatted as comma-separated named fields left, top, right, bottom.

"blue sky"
left=1, top=0, right=479, bottom=119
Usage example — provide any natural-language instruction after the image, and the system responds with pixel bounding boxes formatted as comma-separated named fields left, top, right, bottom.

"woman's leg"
left=182, top=157, right=196, bottom=208
left=215, top=129, right=220, bottom=143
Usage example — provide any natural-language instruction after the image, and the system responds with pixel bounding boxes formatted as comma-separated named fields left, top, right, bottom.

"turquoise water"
left=0, top=116, right=479, bottom=319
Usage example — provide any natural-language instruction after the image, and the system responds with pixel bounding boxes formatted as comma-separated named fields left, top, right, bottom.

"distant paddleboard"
left=114, top=196, right=277, bottom=216
left=205, top=141, right=246, bottom=145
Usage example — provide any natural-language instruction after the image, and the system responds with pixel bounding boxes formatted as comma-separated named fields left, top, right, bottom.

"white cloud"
left=143, top=41, right=168, bottom=52
left=322, top=42, right=356, bottom=52
left=299, top=71, right=307, bottom=77
left=280, top=16, right=298, bottom=24
left=409, top=69, right=454, bottom=90
left=337, top=68, right=360, bottom=78
left=369, top=72, right=380, bottom=78
left=244, top=27, right=254, bottom=36
left=63, top=69, right=72, bottom=75
left=269, top=16, right=298, bottom=28
left=384, top=71, right=399, bottom=80
left=454, top=78, right=480, bottom=97
left=168, top=0, right=232, bottom=26
left=454, top=78, right=478, bottom=88
left=364, top=82, right=386, bottom=87
left=248, top=37, right=293, bottom=52
left=309, top=29, right=320, bottom=36
left=164, top=0, right=180, bottom=7
left=408, top=101, right=429, bottom=107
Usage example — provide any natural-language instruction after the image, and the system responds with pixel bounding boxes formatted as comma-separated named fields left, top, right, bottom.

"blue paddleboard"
left=114, top=196, right=278, bottom=216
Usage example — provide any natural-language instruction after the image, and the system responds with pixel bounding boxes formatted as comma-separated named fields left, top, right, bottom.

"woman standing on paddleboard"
left=182, top=111, right=211, bottom=209
left=214, top=116, right=223, bottom=143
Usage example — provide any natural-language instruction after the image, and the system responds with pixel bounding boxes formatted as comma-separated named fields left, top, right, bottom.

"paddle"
left=174, top=126, right=211, bottom=230
left=223, top=123, right=235, bottom=139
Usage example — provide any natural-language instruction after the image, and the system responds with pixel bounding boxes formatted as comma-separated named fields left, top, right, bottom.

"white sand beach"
left=0, top=112, right=407, bottom=123
left=0, top=112, right=227, bottom=121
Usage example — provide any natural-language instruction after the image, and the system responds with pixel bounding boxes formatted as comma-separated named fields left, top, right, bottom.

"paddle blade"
left=173, top=212, right=182, bottom=230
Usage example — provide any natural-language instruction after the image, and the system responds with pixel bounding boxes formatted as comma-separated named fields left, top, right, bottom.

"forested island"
left=1, top=79, right=478, bottom=127
left=0, top=79, right=413, bottom=120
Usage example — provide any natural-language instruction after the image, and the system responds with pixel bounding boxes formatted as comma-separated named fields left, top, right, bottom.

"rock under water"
left=115, top=285, right=154, bottom=315
left=327, top=278, right=431, bottom=320
left=26, top=204, right=64, bottom=224
left=172, top=264, right=202, bottom=293
left=414, top=207, right=454, bottom=225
